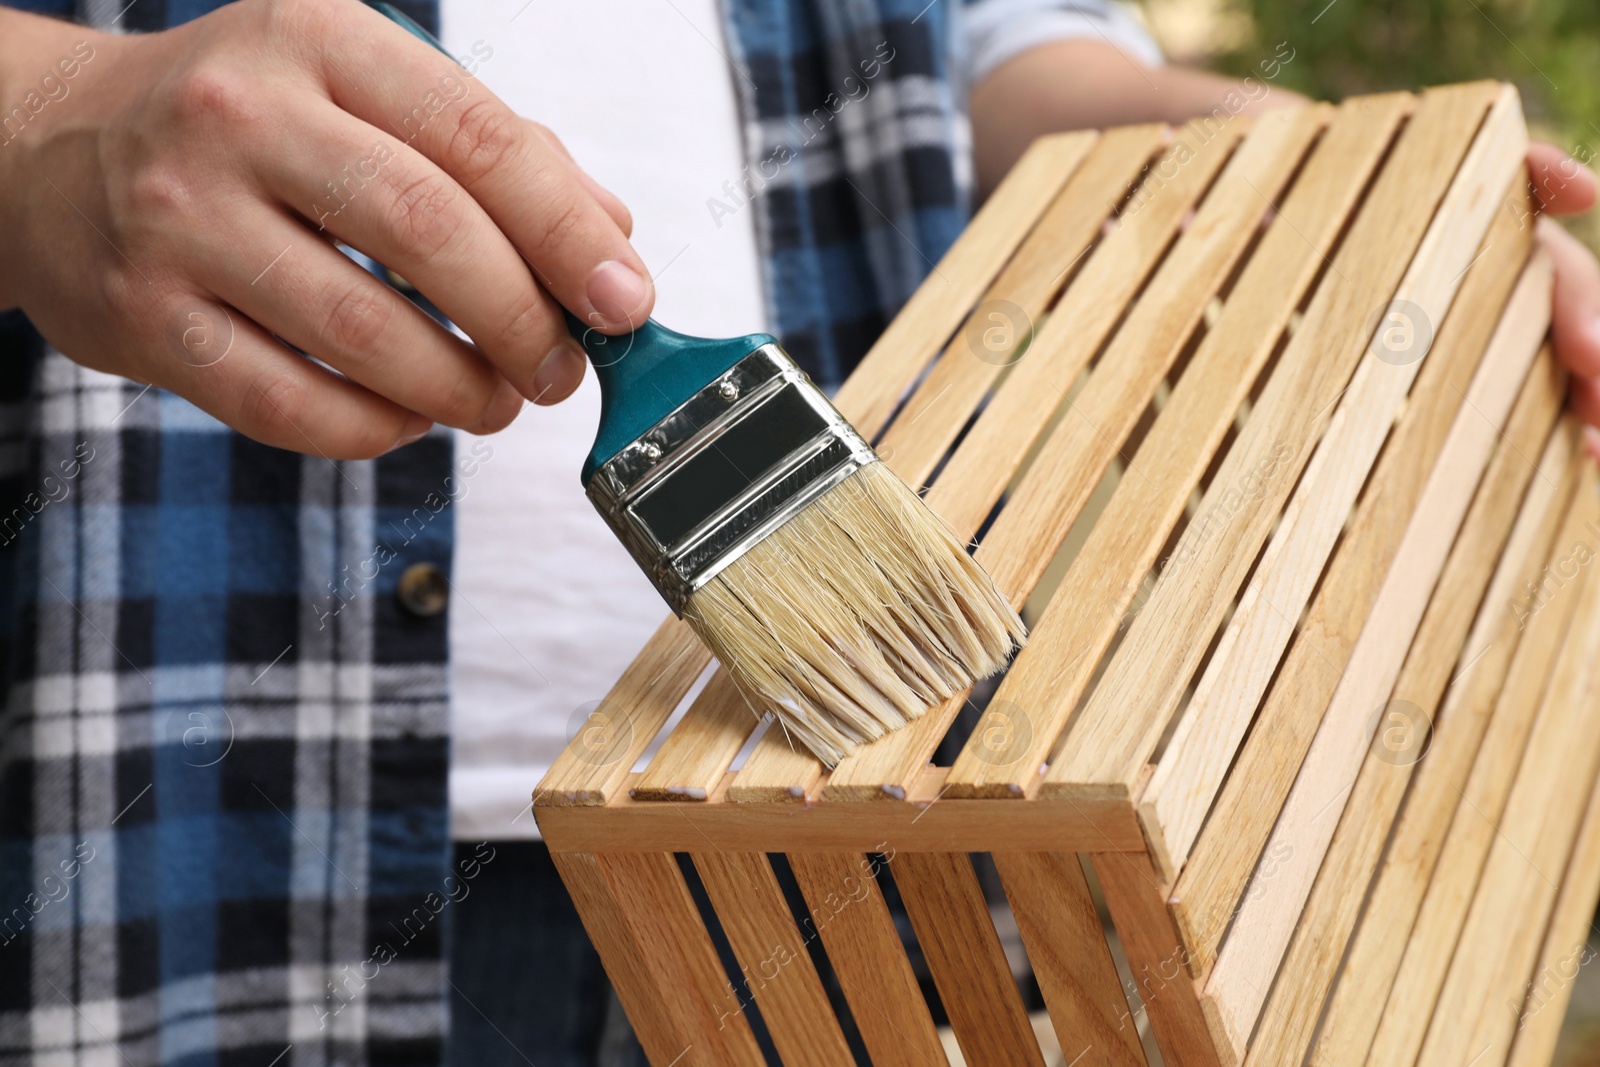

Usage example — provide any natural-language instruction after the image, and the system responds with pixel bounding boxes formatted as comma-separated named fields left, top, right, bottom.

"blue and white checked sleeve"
left=963, top=0, right=1165, bottom=85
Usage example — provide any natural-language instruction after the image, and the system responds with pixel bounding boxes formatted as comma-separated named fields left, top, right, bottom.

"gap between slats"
left=728, top=114, right=1256, bottom=804
left=816, top=107, right=1325, bottom=803
left=1307, top=416, right=1582, bottom=1067
left=1168, top=116, right=1535, bottom=981
left=1040, top=81, right=1515, bottom=813
left=947, top=91, right=1414, bottom=803
left=1200, top=245, right=1551, bottom=1053
left=1356, top=458, right=1600, bottom=1067
left=1243, top=347, right=1567, bottom=1066
left=534, top=129, right=1099, bottom=807
left=626, top=125, right=1162, bottom=803
left=1413, top=467, right=1600, bottom=1066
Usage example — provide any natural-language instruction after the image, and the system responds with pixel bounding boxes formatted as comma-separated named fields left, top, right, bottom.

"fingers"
left=1572, top=375, right=1600, bottom=430
left=1538, top=217, right=1600, bottom=381
left=1528, top=141, right=1597, bottom=217
left=201, top=204, right=526, bottom=432
left=254, top=103, right=583, bottom=404
left=314, top=3, right=654, bottom=332
left=530, top=121, right=632, bottom=236
left=156, top=297, right=434, bottom=459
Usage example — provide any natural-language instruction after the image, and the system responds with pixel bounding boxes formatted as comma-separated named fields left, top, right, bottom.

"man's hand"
left=1527, top=143, right=1600, bottom=460
left=0, top=0, right=654, bottom=458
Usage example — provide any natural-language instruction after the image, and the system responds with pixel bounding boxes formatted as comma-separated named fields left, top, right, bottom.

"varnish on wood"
left=534, top=82, right=1600, bottom=1067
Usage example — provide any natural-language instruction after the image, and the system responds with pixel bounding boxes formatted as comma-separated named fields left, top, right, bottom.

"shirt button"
left=397, top=562, right=448, bottom=618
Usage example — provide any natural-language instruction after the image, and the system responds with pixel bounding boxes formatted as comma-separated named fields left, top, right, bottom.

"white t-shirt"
left=442, top=0, right=767, bottom=839
left=441, top=0, right=1162, bottom=839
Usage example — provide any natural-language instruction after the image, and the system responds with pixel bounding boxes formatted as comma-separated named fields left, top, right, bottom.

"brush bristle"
left=683, top=462, right=1027, bottom=766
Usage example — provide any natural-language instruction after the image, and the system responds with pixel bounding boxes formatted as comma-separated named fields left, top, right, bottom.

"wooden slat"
left=630, top=670, right=753, bottom=802
left=1308, top=419, right=1580, bottom=1067
left=729, top=117, right=1245, bottom=804
left=1165, top=89, right=1528, bottom=968
left=994, top=852, right=1149, bottom=1067
left=537, top=765, right=1144, bottom=854
left=787, top=851, right=949, bottom=1067
left=877, top=124, right=1166, bottom=490
left=835, top=131, right=1102, bottom=438
left=1140, top=187, right=1533, bottom=880
left=537, top=617, right=712, bottom=806
left=692, top=851, right=853, bottom=1067
left=821, top=105, right=1326, bottom=802
left=1364, top=463, right=1600, bottom=1067
left=895, top=852, right=1046, bottom=1066
left=1505, top=744, right=1600, bottom=1067
left=1039, top=81, right=1513, bottom=808
left=948, top=92, right=1412, bottom=800
left=1094, top=852, right=1226, bottom=1067
left=551, top=851, right=703, bottom=1065
left=538, top=131, right=1101, bottom=808
left=631, top=128, right=1155, bottom=803
left=924, top=111, right=1285, bottom=544
left=1201, top=245, right=1550, bottom=1054
left=557, top=852, right=766, bottom=1066
left=1415, top=470, right=1600, bottom=1066
left=1241, top=346, right=1566, bottom=1066
left=1171, top=217, right=1537, bottom=978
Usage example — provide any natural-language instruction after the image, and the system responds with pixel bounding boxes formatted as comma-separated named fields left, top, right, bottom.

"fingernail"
left=586, top=260, right=652, bottom=329
left=533, top=340, right=586, bottom=405
left=391, top=413, right=433, bottom=450
left=475, top=378, right=523, bottom=433
left=1585, top=425, right=1600, bottom=463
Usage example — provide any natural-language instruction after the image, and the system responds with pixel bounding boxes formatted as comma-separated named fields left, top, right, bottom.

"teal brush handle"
left=565, top=315, right=776, bottom=484
left=367, top=3, right=780, bottom=485
left=370, top=2, right=442, bottom=46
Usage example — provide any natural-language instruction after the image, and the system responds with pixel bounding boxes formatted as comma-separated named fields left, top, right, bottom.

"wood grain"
left=1242, top=347, right=1566, bottom=1067
left=730, top=118, right=1242, bottom=804
left=1415, top=467, right=1600, bottom=1067
left=537, top=765, right=1145, bottom=854
left=1040, top=81, right=1513, bottom=808
left=1356, top=435, right=1593, bottom=1067
left=1307, top=417, right=1578, bottom=1067
left=995, top=852, right=1149, bottom=1067
left=1143, top=185, right=1535, bottom=885
left=1165, top=91, right=1530, bottom=971
left=1362, top=459, right=1600, bottom=1067
left=631, top=128, right=1162, bottom=805
left=947, top=92, right=1411, bottom=800
left=877, top=124, right=1166, bottom=491
left=561, top=851, right=766, bottom=1066
left=835, top=131, right=1102, bottom=440
left=1200, top=244, right=1550, bottom=1054
left=551, top=851, right=702, bottom=1065
left=1094, top=852, right=1227, bottom=1067
left=895, top=852, right=1046, bottom=1066
left=692, top=851, right=854, bottom=1067
left=788, top=851, right=950, bottom=1067
left=1505, top=729, right=1600, bottom=1067
left=539, top=131, right=1099, bottom=809
left=819, top=105, right=1326, bottom=803
left=537, top=617, right=713, bottom=807
left=630, top=668, right=754, bottom=803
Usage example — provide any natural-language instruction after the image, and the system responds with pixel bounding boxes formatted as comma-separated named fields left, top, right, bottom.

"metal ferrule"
left=586, top=344, right=878, bottom=613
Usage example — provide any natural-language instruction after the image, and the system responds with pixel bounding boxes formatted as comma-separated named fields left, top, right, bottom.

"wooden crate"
left=534, top=81, right=1600, bottom=1067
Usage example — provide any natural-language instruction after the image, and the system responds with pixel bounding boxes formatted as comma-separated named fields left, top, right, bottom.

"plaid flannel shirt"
left=0, top=0, right=1155, bottom=1063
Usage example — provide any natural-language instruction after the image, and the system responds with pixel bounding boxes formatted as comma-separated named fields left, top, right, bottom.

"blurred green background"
left=1139, top=0, right=1600, bottom=248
